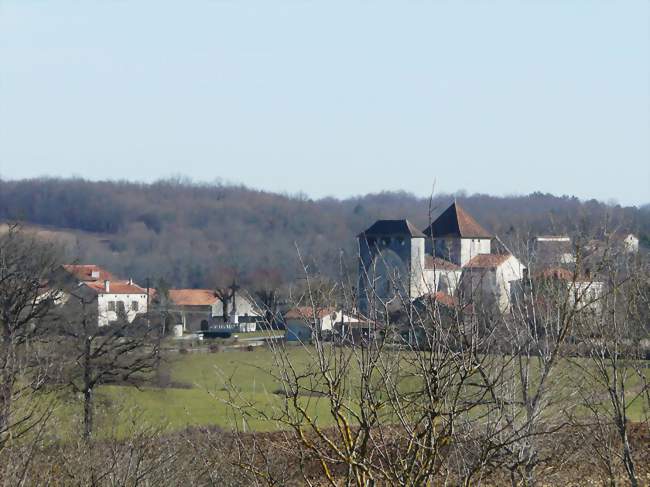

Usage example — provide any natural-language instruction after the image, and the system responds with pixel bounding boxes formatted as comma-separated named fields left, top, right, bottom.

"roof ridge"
left=359, top=219, right=426, bottom=238
left=423, top=202, right=492, bottom=238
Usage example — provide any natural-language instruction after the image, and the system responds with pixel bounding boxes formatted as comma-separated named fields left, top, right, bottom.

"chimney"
left=128, top=278, right=133, bottom=286
left=91, top=270, right=100, bottom=279
left=104, top=280, right=110, bottom=293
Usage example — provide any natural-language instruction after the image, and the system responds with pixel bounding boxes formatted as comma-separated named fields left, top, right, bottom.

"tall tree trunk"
left=0, top=333, right=15, bottom=440
left=83, top=335, right=94, bottom=440
left=620, top=427, right=638, bottom=487
left=83, top=387, right=93, bottom=440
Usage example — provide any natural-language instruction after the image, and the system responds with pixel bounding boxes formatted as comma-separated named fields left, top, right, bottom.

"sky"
left=0, top=1, right=648, bottom=206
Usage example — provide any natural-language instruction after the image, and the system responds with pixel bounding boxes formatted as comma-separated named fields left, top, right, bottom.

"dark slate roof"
left=423, top=202, right=492, bottom=239
left=358, top=219, right=425, bottom=238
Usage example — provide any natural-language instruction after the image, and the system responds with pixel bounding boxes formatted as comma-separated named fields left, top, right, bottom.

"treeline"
left=0, top=177, right=647, bottom=288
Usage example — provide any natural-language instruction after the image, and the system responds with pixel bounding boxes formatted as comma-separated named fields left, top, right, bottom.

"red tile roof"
left=416, top=292, right=459, bottom=309
left=425, top=256, right=460, bottom=271
left=431, top=292, right=456, bottom=307
left=63, top=264, right=117, bottom=282
left=284, top=307, right=336, bottom=320
left=423, top=202, right=492, bottom=239
left=535, top=267, right=595, bottom=282
left=464, top=253, right=512, bottom=269
left=84, top=280, right=147, bottom=295
left=168, top=289, right=218, bottom=306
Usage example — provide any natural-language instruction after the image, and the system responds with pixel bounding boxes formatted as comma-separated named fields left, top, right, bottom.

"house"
left=56, top=265, right=149, bottom=327
left=283, top=307, right=360, bottom=342
left=357, top=202, right=526, bottom=314
left=532, top=267, right=605, bottom=309
left=165, top=288, right=264, bottom=333
left=613, top=232, right=639, bottom=254
left=83, top=279, right=149, bottom=327
left=532, top=236, right=575, bottom=264
left=166, top=289, right=217, bottom=332
left=461, top=254, right=526, bottom=312
left=212, top=293, right=263, bottom=332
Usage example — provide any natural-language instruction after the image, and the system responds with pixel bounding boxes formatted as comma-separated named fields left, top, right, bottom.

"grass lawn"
left=88, top=346, right=331, bottom=436
left=41, top=346, right=650, bottom=439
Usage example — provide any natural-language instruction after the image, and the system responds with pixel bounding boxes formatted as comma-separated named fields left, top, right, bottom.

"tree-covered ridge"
left=0, top=177, right=647, bottom=288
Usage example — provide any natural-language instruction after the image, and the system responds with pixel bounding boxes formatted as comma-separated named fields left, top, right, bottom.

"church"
left=357, top=202, right=526, bottom=313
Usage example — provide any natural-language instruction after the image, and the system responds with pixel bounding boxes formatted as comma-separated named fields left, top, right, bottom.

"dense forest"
left=1, top=178, right=648, bottom=288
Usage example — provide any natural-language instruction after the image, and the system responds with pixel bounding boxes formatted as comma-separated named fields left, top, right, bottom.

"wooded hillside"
left=1, top=178, right=647, bottom=288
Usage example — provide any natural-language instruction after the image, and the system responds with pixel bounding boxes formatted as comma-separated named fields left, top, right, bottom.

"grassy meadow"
left=40, top=345, right=650, bottom=440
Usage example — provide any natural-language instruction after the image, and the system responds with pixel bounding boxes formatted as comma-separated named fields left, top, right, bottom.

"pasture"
left=44, top=344, right=650, bottom=439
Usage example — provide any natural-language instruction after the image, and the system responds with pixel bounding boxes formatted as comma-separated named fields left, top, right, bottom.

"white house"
left=534, top=267, right=605, bottom=310
left=84, top=279, right=149, bottom=327
left=461, top=253, right=526, bottom=312
left=57, top=265, right=149, bottom=327
left=212, top=293, right=263, bottom=332
left=615, top=233, right=640, bottom=253
left=284, top=307, right=360, bottom=342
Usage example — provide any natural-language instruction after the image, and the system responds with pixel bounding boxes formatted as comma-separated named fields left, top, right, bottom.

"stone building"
left=164, top=288, right=263, bottom=333
left=357, top=202, right=525, bottom=313
left=56, top=264, right=149, bottom=327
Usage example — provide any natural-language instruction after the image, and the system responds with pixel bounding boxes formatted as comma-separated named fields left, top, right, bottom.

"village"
left=1, top=0, right=647, bottom=482
left=51, top=201, right=641, bottom=348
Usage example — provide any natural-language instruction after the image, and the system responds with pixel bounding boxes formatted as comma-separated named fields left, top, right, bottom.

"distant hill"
left=1, top=178, right=647, bottom=289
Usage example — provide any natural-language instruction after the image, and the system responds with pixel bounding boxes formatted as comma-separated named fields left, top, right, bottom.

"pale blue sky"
left=1, top=1, right=648, bottom=205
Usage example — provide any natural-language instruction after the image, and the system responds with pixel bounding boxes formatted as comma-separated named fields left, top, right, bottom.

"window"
left=108, top=301, right=116, bottom=312
left=131, top=301, right=139, bottom=311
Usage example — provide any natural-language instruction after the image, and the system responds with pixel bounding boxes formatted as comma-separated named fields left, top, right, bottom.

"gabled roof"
left=84, top=280, right=147, bottom=295
left=424, top=256, right=460, bottom=271
left=464, top=253, right=512, bottom=269
left=423, top=202, right=492, bottom=239
left=358, top=219, right=425, bottom=238
left=168, top=289, right=218, bottom=306
left=535, top=267, right=595, bottom=283
left=62, top=264, right=117, bottom=282
left=284, top=306, right=336, bottom=320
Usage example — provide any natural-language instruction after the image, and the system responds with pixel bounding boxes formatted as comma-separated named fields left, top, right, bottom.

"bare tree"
left=0, top=224, right=62, bottom=448
left=55, top=290, right=161, bottom=439
left=571, top=248, right=650, bottom=487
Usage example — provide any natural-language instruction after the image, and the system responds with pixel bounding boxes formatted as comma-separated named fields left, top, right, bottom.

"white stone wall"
left=211, top=295, right=262, bottom=320
left=461, top=255, right=525, bottom=312
left=459, top=238, right=491, bottom=267
left=623, top=234, right=639, bottom=253
left=494, top=255, right=526, bottom=312
left=423, top=268, right=462, bottom=296
left=409, top=237, right=427, bottom=299
left=97, top=293, right=148, bottom=327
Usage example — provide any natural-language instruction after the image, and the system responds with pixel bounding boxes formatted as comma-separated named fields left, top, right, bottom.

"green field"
left=51, top=346, right=329, bottom=437
left=44, top=346, right=650, bottom=440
